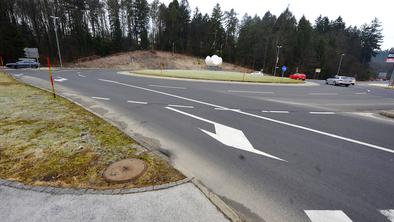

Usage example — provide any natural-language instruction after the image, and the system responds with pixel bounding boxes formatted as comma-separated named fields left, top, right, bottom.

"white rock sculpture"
left=205, top=55, right=223, bottom=67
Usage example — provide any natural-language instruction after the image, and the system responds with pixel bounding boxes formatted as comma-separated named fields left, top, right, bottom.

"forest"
left=0, top=0, right=385, bottom=79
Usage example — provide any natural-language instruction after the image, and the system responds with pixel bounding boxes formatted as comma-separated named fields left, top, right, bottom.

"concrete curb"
left=0, top=178, right=192, bottom=195
left=192, top=179, right=244, bottom=222
left=118, top=71, right=319, bottom=87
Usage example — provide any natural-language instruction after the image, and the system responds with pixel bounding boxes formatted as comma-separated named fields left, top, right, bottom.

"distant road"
left=7, top=68, right=394, bottom=222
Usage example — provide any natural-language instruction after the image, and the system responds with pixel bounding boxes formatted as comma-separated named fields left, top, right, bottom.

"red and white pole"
left=47, top=57, right=56, bottom=98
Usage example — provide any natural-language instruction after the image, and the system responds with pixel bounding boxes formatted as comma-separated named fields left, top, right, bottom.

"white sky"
left=157, top=0, right=394, bottom=50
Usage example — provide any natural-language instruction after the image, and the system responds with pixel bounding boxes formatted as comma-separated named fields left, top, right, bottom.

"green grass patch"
left=133, top=69, right=302, bottom=84
left=0, top=72, right=184, bottom=189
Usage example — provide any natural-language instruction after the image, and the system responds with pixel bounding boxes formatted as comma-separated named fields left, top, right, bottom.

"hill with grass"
left=71, top=51, right=253, bottom=73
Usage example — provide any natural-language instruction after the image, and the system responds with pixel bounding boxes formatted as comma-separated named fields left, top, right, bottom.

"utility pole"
left=336, top=53, right=345, bottom=76
left=50, top=16, right=63, bottom=68
left=273, top=45, right=282, bottom=76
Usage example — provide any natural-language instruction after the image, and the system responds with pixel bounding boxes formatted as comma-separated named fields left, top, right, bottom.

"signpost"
left=281, top=65, right=287, bottom=78
left=387, top=51, right=394, bottom=86
left=24, top=48, right=39, bottom=62
left=315, top=68, right=321, bottom=79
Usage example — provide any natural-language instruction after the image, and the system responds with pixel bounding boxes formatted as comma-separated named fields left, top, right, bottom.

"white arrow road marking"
left=98, top=78, right=394, bottom=155
left=380, top=209, right=394, bottom=222
left=305, top=210, right=353, bottom=222
left=54, top=77, right=68, bottom=82
left=165, top=106, right=287, bottom=162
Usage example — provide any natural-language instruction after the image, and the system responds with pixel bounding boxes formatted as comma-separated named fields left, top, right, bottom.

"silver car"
left=326, top=76, right=352, bottom=87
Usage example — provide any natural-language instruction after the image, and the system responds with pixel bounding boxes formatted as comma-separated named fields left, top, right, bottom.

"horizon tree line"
left=0, top=0, right=386, bottom=80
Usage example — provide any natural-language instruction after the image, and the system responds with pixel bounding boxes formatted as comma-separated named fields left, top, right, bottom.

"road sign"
left=315, top=68, right=321, bottom=73
left=24, top=48, right=39, bottom=59
left=282, top=66, right=287, bottom=72
left=387, top=52, right=394, bottom=63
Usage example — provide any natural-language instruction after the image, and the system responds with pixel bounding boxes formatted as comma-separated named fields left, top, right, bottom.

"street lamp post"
left=273, top=45, right=282, bottom=76
left=50, top=16, right=63, bottom=68
left=336, top=53, right=345, bottom=76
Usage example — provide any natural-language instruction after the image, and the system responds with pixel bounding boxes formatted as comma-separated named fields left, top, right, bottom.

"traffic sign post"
left=281, top=65, right=287, bottom=79
left=314, top=68, right=321, bottom=79
left=387, top=51, right=394, bottom=86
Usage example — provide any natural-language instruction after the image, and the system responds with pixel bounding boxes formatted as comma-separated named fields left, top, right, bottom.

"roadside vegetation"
left=0, top=72, right=184, bottom=189
left=133, top=69, right=302, bottom=83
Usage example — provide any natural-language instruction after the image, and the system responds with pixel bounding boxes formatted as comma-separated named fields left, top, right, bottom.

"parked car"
left=6, top=59, right=40, bottom=69
left=350, top=77, right=356, bottom=85
left=325, top=75, right=352, bottom=87
left=289, top=73, right=306, bottom=81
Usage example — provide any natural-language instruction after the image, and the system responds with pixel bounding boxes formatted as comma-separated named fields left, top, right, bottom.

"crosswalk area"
left=304, top=209, right=394, bottom=222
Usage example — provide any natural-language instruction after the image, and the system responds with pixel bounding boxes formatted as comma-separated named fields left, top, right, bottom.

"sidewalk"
left=0, top=181, right=228, bottom=222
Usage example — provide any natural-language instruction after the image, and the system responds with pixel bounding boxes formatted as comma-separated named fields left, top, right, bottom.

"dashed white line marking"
left=228, top=90, right=274, bottom=94
left=309, top=112, right=336, bottom=115
left=262, top=110, right=290, bottom=114
left=91, top=97, right=110, bottom=101
left=54, top=77, right=68, bottom=82
left=305, top=210, right=353, bottom=222
left=149, top=84, right=186, bottom=89
left=98, top=78, right=394, bottom=155
left=127, top=100, right=148, bottom=104
left=309, top=93, right=338, bottom=95
left=78, top=73, right=86, bottom=77
left=355, top=92, right=367, bottom=95
left=380, top=209, right=394, bottom=222
left=214, top=108, right=241, bottom=111
left=14, top=74, right=24, bottom=77
left=168, top=105, right=194, bottom=108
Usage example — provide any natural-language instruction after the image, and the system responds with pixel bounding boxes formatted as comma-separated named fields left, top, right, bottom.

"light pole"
left=336, top=53, right=345, bottom=76
left=273, top=45, right=282, bottom=76
left=50, top=16, right=63, bottom=68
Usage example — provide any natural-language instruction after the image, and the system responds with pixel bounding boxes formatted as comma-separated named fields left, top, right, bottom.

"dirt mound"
left=71, top=50, right=253, bottom=73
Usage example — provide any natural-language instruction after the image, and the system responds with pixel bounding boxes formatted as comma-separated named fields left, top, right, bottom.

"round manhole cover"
left=103, top=159, right=147, bottom=183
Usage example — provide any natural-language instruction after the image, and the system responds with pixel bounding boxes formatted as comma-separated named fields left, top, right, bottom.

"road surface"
left=6, top=68, right=394, bottom=222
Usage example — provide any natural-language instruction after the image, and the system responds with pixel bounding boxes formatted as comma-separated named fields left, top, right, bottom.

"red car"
left=289, top=73, right=306, bottom=81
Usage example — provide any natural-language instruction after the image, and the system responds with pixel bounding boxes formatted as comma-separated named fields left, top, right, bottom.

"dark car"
left=6, top=60, right=40, bottom=69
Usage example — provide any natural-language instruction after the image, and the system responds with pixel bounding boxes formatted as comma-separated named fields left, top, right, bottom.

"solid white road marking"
left=168, top=105, right=194, bottom=108
left=98, top=78, right=394, bottom=154
left=78, top=73, right=87, bottom=77
left=214, top=108, right=241, bottom=111
left=54, top=77, right=67, bottom=82
left=305, top=210, right=353, bottom=222
left=380, top=209, right=394, bottom=222
left=309, top=93, right=338, bottom=95
left=127, top=100, right=148, bottom=104
left=262, top=110, right=290, bottom=114
left=91, top=97, right=110, bottom=101
left=13, top=73, right=24, bottom=77
left=166, top=107, right=287, bottom=162
left=228, top=90, right=274, bottom=94
left=355, top=92, right=367, bottom=95
left=149, top=84, right=186, bottom=89
left=309, top=112, right=336, bottom=115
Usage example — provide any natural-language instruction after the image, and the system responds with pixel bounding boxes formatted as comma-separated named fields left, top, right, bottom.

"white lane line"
left=54, top=77, right=68, bottom=82
left=262, top=110, right=290, bottom=114
left=78, top=73, right=87, bottom=77
left=355, top=92, right=367, bottom=95
left=305, top=210, right=353, bottom=222
left=309, top=112, right=336, bottom=115
left=309, top=93, right=338, bottom=95
left=127, top=100, right=148, bottom=105
left=228, top=90, right=274, bottom=94
left=168, top=104, right=194, bottom=108
left=214, top=108, right=241, bottom=111
left=13, top=73, right=24, bottom=77
left=380, top=210, right=394, bottom=222
left=98, top=78, right=394, bottom=155
left=149, top=84, right=186, bottom=89
left=91, top=97, right=110, bottom=101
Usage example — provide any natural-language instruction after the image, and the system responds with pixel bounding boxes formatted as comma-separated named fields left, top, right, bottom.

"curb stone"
left=192, top=179, right=244, bottom=222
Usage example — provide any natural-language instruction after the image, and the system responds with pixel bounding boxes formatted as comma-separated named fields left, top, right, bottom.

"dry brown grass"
left=0, top=72, right=184, bottom=189
left=72, top=50, right=253, bottom=73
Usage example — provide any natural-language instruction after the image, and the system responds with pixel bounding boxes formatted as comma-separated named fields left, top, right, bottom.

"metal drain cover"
left=103, top=159, right=147, bottom=183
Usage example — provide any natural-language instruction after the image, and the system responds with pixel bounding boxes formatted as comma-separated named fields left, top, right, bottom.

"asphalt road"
left=6, top=68, right=394, bottom=222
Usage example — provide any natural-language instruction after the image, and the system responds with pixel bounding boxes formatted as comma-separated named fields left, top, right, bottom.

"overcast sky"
left=157, top=0, right=393, bottom=50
